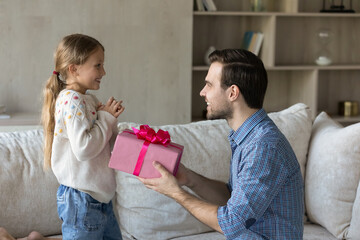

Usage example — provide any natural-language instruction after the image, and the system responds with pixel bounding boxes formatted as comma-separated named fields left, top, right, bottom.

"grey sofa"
left=1, top=103, right=359, bottom=239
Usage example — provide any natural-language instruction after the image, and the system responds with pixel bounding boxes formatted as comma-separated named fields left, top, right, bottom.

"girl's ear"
left=68, top=64, right=78, bottom=76
left=228, top=84, right=240, bottom=102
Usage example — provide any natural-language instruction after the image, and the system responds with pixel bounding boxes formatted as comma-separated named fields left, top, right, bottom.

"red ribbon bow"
left=131, top=125, right=171, bottom=176
left=132, top=125, right=171, bottom=146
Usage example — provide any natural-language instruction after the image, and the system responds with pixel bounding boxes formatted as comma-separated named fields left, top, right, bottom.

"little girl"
left=41, top=33, right=124, bottom=239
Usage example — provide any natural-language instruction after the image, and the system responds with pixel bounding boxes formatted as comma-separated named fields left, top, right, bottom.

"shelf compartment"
left=299, top=0, right=360, bottom=13
left=208, top=0, right=299, bottom=13
left=193, top=15, right=276, bottom=67
left=265, top=70, right=318, bottom=118
left=203, top=0, right=360, bottom=13
left=275, top=16, right=360, bottom=66
left=332, top=116, right=360, bottom=125
left=191, top=71, right=207, bottom=121
left=317, top=70, right=360, bottom=120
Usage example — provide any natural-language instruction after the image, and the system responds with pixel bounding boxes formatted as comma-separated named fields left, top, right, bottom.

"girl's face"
left=68, top=46, right=106, bottom=94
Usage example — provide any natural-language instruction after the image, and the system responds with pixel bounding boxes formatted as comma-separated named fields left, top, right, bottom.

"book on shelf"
left=241, top=31, right=254, bottom=50
left=195, top=0, right=217, bottom=11
left=248, top=32, right=258, bottom=54
left=241, top=31, right=264, bottom=56
left=203, top=0, right=217, bottom=11
left=253, top=32, right=264, bottom=56
left=195, top=0, right=205, bottom=11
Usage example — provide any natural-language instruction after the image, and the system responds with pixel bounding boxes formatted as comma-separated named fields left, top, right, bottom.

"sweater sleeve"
left=61, top=91, right=117, bottom=161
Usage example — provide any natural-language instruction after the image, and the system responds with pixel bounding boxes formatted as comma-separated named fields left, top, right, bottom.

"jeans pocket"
left=57, top=185, right=66, bottom=203
left=83, top=202, right=105, bottom=231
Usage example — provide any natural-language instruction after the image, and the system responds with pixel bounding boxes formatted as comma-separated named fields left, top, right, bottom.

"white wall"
left=0, top=0, right=193, bottom=125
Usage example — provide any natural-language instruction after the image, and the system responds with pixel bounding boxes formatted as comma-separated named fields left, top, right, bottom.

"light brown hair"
left=41, top=34, right=104, bottom=168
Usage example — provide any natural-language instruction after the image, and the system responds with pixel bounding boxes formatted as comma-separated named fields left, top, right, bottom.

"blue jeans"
left=57, top=185, right=122, bottom=240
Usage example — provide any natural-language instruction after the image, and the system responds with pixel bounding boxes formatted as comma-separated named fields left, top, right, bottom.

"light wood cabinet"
left=192, top=0, right=360, bottom=124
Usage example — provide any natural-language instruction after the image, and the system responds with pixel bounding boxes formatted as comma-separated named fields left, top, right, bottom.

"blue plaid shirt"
left=217, top=109, right=304, bottom=239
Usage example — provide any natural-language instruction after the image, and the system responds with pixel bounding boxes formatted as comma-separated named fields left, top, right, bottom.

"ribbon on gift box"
left=130, top=125, right=171, bottom=176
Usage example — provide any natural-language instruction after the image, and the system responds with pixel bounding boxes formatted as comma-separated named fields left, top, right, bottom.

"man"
left=138, top=49, right=304, bottom=239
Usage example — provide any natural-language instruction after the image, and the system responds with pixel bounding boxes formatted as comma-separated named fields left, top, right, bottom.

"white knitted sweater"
left=51, top=89, right=118, bottom=203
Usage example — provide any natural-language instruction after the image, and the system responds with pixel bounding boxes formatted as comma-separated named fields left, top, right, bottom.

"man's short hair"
left=209, top=49, right=268, bottom=109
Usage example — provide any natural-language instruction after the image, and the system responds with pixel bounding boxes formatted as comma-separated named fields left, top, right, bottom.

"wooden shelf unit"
left=191, top=0, right=360, bottom=124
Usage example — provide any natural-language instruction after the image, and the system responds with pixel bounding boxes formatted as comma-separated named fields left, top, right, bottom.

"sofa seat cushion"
left=305, top=112, right=360, bottom=239
left=168, top=224, right=337, bottom=240
left=171, top=231, right=225, bottom=240
left=115, top=103, right=312, bottom=240
left=142, top=224, right=337, bottom=240
left=303, top=223, right=338, bottom=240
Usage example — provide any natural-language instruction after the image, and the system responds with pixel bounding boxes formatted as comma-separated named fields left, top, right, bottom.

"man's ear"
left=229, top=84, right=240, bottom=102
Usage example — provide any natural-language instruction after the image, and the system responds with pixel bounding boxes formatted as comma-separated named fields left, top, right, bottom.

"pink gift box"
left=109, top=126, right=184, bottom=179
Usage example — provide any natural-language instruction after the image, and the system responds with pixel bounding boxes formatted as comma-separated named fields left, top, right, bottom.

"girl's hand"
left=99, top=97, right=125, bottom=118
left=97, top=102, right=104, bottom=110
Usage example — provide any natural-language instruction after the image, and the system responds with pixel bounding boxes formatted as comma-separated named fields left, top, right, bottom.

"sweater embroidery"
left=54, top=90, right=96, bottom=136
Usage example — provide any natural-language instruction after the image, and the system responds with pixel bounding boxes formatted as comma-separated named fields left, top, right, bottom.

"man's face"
left=200, top=62, right=232, bottom=120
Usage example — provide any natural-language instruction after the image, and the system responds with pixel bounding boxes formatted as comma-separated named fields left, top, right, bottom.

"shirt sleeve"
left=217, top=142, right=289, bottom=239
left=62, top=91, right=117, bottom=161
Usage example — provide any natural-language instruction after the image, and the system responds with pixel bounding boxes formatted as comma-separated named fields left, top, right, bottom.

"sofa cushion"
left=0, top=130, right=61, bottom=238
left=268, top=103, right=312, bottom=180
left=171, top=232, right=226, bottom=240
left=348, top=182, right=360, bottom=239
left=303, top=223, right=338, bottom=240
left=305, top=112, right=360, bottom=239
left=115, top=103, right=312, bottom=240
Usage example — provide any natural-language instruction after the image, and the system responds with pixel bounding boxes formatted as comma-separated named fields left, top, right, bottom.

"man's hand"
left=173, top=163, right=191, bottom=187
left=137, top=161, right=223, bottom=233
left=137, top=161, right=184, bottom=198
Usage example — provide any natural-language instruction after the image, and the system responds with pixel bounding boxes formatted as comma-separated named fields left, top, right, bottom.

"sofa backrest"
left=0, top=130, right=61, bottom=238
left=0, top=103, right=313, bottom=239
